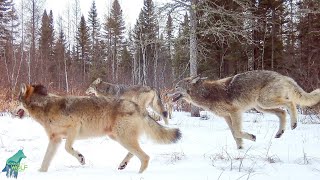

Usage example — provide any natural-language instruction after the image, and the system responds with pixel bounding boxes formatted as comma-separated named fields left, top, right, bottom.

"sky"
left=44, top=0, right=165, bottom=28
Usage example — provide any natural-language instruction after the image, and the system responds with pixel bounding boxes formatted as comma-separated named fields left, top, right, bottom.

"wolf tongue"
left=17, top=109, right=24, bottom=118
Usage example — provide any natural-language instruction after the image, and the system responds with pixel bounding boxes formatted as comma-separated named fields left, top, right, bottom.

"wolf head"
left=14, top=84, right=48, bottom=118
left=85, top=78, right=102, bottom=96
left=85, top=78, right=116, bottom=97
left=171, top=76, right=207, bottom=103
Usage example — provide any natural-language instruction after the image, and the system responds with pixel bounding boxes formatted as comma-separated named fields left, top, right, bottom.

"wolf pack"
left=11, top=70, right=320, bottom=173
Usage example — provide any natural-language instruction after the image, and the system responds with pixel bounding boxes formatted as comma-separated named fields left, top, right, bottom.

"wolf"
left=85, top=78, right=169, bottom=125
left=14, top=84, right=181, bottom=173
left=171, top=70, right=320, bottom=149
left=161, top=89, right=174, bottom=119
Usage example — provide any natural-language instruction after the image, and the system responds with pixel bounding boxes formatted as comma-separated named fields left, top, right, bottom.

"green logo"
left=1, top=149, right=27, bottom=178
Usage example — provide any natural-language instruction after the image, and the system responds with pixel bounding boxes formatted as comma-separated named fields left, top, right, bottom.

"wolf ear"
left=93, top=78, right=102, bottom=84
left=20, top=83, right=27, bottom=96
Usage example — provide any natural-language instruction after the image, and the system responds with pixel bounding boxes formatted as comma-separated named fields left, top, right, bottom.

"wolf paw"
left=275, top=130, right=284, bottom=138
left=251, top=134, right=256, bottom=141
left=78, top=154, right=85, bottom=165
left=118, top=162, right=128, bottom=170
left=291, top=123, right=297, bottom=130
left=38, top=168, right=48, bottom=172
left=237, top=145, right=243, bottom=149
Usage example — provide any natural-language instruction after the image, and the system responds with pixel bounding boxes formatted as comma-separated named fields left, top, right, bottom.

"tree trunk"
left=153, top=43, right=158, bottom=88
left=64, top=57, right=69, bottom=93
left=189, top=0, right=200, bottom=117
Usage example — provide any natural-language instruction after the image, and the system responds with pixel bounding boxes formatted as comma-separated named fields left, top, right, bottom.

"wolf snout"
left=172, top=93, right=183, bottom=102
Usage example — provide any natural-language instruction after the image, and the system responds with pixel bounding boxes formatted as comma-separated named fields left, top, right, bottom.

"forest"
left=0, top=0, right=319, bottom=111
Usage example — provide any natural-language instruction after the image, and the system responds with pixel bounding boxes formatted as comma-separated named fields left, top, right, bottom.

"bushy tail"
left=290, top=80, right=320, bottom=107
left=142, top=115, right=181, bottom=144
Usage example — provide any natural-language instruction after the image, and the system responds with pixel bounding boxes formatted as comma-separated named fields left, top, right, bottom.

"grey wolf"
left=15, top=84, right=181, bottom=173
left=171, top=70, right=320, bottom=149
left=161, top=89, right=174, bottom=119
left=2, top=149, right=26, bottom=178
left=85, top=78, right=169, bottom=125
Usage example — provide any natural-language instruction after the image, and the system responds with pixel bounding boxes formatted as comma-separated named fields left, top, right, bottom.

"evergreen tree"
left=255, top=0, right=285, bottom=70
left=120, top=43, right=133, bottom=84
left=48, top=10, right=55, bottom=61
left=133, top=0, right=158, bottom=86
left=88, top=0, right=100, bottom=60
left=54, top=26, right=67, bottom=90
left=165, top=13, right=174, bottom=85
left=76, top=15, right=90, bottom=81
left=173, top=12, right=189, bottom=80
left=296, top=0, right=320, bottom=90
left=105, top=0, right=125, bottom=82
left=39, top=9, right=55, bottom=84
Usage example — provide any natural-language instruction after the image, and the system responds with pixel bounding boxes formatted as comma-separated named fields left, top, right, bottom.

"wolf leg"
left=256, top=106, right=286, bottom=138
left=39, top=138, right=62, bottom=172
left=118, top=152, right=134, bottom=170
left=286, top=102, right=298, bottom=130
left=258, top=97, right=298, bottom=130
left=117, top=138, right=149, bottom=173
left=224, top=116, right=243, bottom=149
left=65, top=124, right=85, bottom=165
left=229, top=112, right=256, bottom=141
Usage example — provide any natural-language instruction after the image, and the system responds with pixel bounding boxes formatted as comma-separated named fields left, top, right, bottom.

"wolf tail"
left=150, top=90, right=169, bottom=124
left=290, top=80, right=320, bottom=107
left=142, top=115, right=181, bottom=144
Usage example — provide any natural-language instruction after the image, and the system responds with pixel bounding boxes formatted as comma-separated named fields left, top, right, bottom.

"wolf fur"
left=85, top=78, right=169, bottom=125
left=16, top=84, right=181, bottom=173
left=172, top=70, right=320, bottom=149
left=161, top=89, right=174, bottom=119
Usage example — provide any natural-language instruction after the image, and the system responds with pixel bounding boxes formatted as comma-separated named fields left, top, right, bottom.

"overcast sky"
left=44, top=0, right=167, bottom=28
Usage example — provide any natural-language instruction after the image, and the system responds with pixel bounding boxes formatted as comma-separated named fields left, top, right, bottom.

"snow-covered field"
left=1, top=111, right=320, bottom=180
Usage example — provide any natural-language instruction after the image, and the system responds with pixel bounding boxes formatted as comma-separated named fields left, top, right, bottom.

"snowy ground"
left=1, top=111, right=320, bottom=180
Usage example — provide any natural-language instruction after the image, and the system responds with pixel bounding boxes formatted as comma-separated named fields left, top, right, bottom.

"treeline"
left=0, top=0, right=319, bottom=99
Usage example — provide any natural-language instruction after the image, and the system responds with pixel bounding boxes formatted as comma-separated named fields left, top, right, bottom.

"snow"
left=1, top=111, right=320, bottom=180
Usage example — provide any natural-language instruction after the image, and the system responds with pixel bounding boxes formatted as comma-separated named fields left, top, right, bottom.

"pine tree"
left=88, top=0, right=100, bottom=60
left=120, top=43, right=133, bottom=84
left=76, top=15, right=90, bottom=82
left=173, top=12, right=189, bottom=80
left=133, top=0, right=158, bottom=86
left=256, top=0, right=285, bottom=70
left=54, top=24, right=67, bottom=90
left=105, top=0, right=125, bottom=82
left=39, top=9, right=55, bottom=84
left=296, top=0, right=320, bottom=90
left=165, top=13, right=174, bottom=85
left=48, top=10, right=55, bottom=62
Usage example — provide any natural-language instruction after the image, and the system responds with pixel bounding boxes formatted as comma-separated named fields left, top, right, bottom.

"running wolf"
left=171, top=70, right=320, bottom=149
left=14, top=84, right=181, bottom=173
left=85, top=78, right=169, bottom=125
